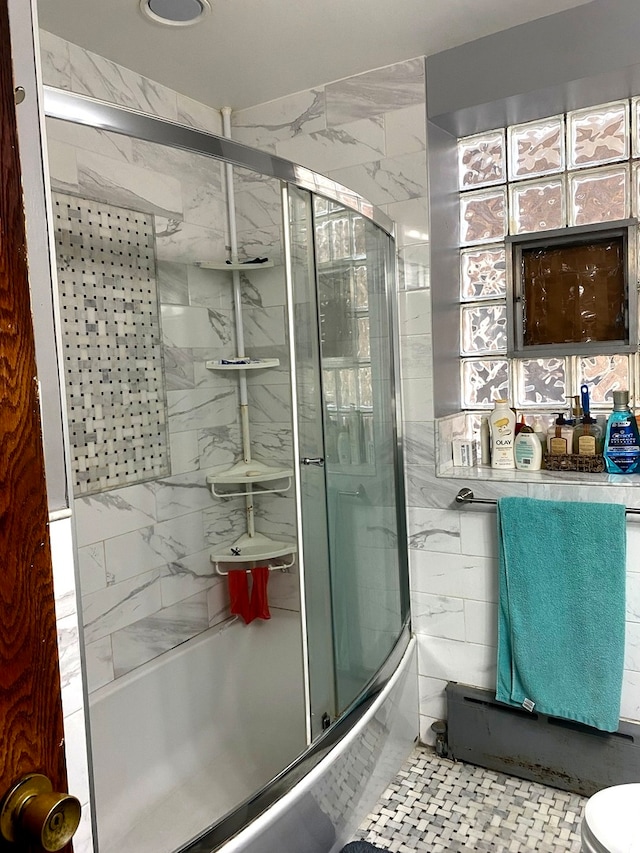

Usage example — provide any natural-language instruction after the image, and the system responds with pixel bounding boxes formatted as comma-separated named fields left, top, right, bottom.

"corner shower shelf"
left=210, top=532, right=297, bottom=566
left=195, top=260, right=274, bottom=271
left=205, top=358, right=280, bottom=371
left=206, top=460, right=293, bottom=497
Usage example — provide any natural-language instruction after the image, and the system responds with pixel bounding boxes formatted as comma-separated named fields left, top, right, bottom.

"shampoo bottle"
left=489, top=399, right=516, bottom=469
left=604, top=390, right=640, bottom=474
left=514, top=425, right=542, bottom=471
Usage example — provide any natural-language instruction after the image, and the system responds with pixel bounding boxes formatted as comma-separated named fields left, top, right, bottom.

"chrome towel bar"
left=455, top=487, right=640, bottom=515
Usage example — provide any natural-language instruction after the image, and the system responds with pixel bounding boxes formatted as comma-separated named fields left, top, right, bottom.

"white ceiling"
left=36, top=0, right=594, bottom=111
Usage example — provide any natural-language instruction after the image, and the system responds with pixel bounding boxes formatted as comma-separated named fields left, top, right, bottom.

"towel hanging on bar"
left=456, top=487, right=640, bottom=515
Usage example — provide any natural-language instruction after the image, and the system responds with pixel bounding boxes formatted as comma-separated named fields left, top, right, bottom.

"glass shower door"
left=288, top=185, right=409, bottom=731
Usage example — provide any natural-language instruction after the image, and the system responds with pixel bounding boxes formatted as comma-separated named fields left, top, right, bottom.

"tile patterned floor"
left=355, top=746, right=587, bottom=852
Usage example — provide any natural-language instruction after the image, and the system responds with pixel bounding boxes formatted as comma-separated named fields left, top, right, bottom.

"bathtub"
left=88, top=612, right=417, bottom=853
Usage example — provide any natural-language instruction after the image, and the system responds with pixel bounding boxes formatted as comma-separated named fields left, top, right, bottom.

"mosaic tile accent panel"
left=54, top=192, right=169, bottom=495
left=457, top=130, right=506, bottom=189
left=355, top=746, right=586, bottom=852
left=507, top=116, right=565, bottom=180
left=460, top=246, right=506, bottom=301
left=567, top=100, right=629, bottom=169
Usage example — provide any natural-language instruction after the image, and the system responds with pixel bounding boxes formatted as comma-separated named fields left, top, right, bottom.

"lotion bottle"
left=490, top=399, right=516, bottom=469
left=514, top=425, right=542, bottom=471
left=546, top=413, right=573, bottom=455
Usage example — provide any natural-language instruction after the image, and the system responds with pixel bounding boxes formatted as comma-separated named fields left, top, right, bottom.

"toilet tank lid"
left=583, top=783, right=640, bottom=852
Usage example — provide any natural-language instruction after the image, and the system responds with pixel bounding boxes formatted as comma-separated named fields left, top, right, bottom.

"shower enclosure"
left=43, top=88, right=413, bottom=853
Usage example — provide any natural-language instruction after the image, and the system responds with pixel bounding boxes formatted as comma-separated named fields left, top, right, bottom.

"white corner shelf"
left=210, top=532, right=297, bottom=564
left=206, top=459, right=293, bottom=485
left=195, top=260, right=274, bottom=271
left=205, top=358, right=280, bottom=371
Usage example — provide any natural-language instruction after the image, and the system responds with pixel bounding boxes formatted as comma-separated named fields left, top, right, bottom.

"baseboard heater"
left=444, top=682, right=640, bottom=797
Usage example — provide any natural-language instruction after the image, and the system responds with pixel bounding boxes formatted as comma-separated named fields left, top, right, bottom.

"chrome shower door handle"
left=300, top=456, right=325, bottom=466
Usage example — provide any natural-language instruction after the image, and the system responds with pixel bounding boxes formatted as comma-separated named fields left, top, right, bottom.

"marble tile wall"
left=234, top=57, right=640, bottom=746
left=41, top=33, right=299, bottom=700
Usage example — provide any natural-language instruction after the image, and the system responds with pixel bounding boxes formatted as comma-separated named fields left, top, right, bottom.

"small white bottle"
left=514, top=426, right=542, bottom=471
left=489, top=399, right=516, bottom=469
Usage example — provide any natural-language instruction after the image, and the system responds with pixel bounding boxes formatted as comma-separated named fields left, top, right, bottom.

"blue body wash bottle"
left=604, top=390, right=640, bottom=474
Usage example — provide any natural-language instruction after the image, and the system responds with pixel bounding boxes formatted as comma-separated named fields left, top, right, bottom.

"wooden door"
left=0, top=1, right=71, bottom=850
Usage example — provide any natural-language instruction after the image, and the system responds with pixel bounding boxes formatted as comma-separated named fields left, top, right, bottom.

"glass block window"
left=458, top=98, right=640, bottom=419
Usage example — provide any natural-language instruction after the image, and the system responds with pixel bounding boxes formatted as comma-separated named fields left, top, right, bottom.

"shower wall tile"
left=67, top=42, right=179, bottom=121
left=154, top=216, right=227, bottom=265
left=621, top=671, right=640, bottom=719
left=250, top=423, right=294, bottom=467
left=161, top=304, right=233, bottom=348
left=398, top=242, right=430, bottom=290
left=234, top=224, right=284, bottom=265
left=406, top=507, right=461, bottom=554
left=167, top=386, right=238, bottom=433
left=76, top=149, right=183, bottom=217
left=411, top=592, right=465, bottom=640
left=464, top=598, right=498, bottom=646
left=197, top=425, right=241, bottom=471
left=417, top=633, right=496, bottom=690
left=398, top=287, right=432, bottom=337
left=187, top=266, right=236, bottom=311
left=403, top=421, right=433, bottom=469
left=325, top=58, right=425, bottom=126
left=402, top=376, right=434, bottom=422
left=232, top=88, right=326, bottom=150
left=625, top=622, right=640, bottom=672
left=384, top=197, right=429, bottom=247
left=328, top=151, right=427, bottom=206
left=111, top=593, right=209, bottom=678
left=39, top=30, right=71, bottom=89
left=46, top=118, right=134, bottom=163
left=245, top=382, right=292, bottom=423
left=157, top=260, right=189, bottom=305
left=103, top=511, right=206, bottom=583
left=77, top=542, right=108, bottom=596
left=160, top=552, right=219, bottom=608
left=267, top=572, right=301, bottom=613
left=176, top=94, right=222, bottom=135
left=74, top=485, right=157, bottom=548
left=57, top=613, right=84, bottom=716
left=384, top=104, right=427, bottom=157
left=233, top=177, right=282, bottom=232
left=207, top=580, right=230, bottom=627
left=275, top=116, right=386, bottom=174
left=169, top=430, right=200, bottom=475
left=152, top=471, right=216, bottom=521
left=46, top=139, right=78, bottom=192
left=164, top=346, right=195, bottom=391
left=411, top=549, right=498, bottom=603
left=400, top=333, right=433, bottom=381
left=203, top=502, right=248, bottom=547
left=241, top=304, right=287, bottom=347
left=83, top=569, right=163, bottom=644
left=182, top=179, right=229, bottom=231
left=627, top=572, right=640, bottom=622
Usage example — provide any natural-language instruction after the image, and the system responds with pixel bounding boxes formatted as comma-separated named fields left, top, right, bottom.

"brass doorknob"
left=0, top=774, right=81, bottom=851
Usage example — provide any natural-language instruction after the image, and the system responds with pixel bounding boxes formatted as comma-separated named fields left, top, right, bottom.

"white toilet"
left=581, top=783, right=640, bottom=852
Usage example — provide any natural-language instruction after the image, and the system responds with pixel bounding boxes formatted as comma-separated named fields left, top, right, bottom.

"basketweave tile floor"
left=354, top=746, right=587, bottom=852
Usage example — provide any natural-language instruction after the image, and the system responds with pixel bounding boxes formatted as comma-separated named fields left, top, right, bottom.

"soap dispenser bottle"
left=604, top=390, right=640, bottom=473
left=547, top=413, right=573, bottom=455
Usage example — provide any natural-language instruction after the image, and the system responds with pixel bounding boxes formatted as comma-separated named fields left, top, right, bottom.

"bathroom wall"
left=231, top=51, right=640, bottom=746
left=40, top=31, right=300, bottom=699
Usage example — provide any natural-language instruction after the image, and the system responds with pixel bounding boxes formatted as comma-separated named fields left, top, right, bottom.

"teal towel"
left=497, top=497, right=626, bottom=732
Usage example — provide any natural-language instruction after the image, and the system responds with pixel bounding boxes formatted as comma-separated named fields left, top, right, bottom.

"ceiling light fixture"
left=140, top=0, right=211, bottom=27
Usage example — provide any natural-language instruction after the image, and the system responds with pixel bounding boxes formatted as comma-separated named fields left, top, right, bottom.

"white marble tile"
left=83, top=569, right=162, bottom=644
left=76, top=149, right=183, bottom=218
left=74, top=484, right=157, bottom=547
left=167, top=386, right=238, bottom=433
left=325, top=58, right=425, bottom=126
left=410, top=549, right=498, bottom=603
left=329, top=151, right=426, bottom=207
left=164, top=346, right=195, bottom=391
left=152, top=471, right=215, bottom=521
left=203, top=502, right=247, bottom=547
left=239, top=265, right=286, bottom=310
left=104, top=511, right=206, bottom=583
left=241, top=304, right=287, bottom=348
left=132, top=139, right=222, bottom=191
left=403, top=420, right=434, bottom=469
left=464, top=599, right=498, bottom=647
left=401, top=376, right=434, bottom=423
left=68, top=43, right=178, bottom=120
left=57, top=612, right=84, bottom=717
left=419, top=714, right=439, bottom=746
left=385, top=104, right=427, bottom=157
left=249, top=423, right=293, bottom=467
left=400, top=333, right=433, bottom=381
left=39, top=30, right=71, bottom=89
left=398, top=287, right=432, bottom=337
left=411, top=591, right=465, bottom=641
left=207, top=578, right=230, bottom=626
left=245, top=382, right=292, bottom=423
left=267, top=571, right=301, bottom=613
left=161, top=304, right=234, bottom=348
left=384, top=197, right=430, bottom=247
left=63, top=703, right=91, bottom=801
left=170, top=430, right=200, bottom=475
left=276, top=116, right=385, bottom=174
left=399, top=243, right=431, bottom=290
left=254, top=493, right=296, bottom=541
left=157, top=260, right=189, bottom=305
left=177, top=95, right=222, bottom=135
left=46, top=138, right=78, bottom=192
left=624, top=621, right=640, bottom=672
left=407, top=506, right=461, bottom=554
left=620, top=670, right=640, bottom=720
left=46, top=117, right=134, bottom=163
left=197, top=425, right=241, bottom=471
left=417, top=633, right=496, bottom=690
left=70, top=805, right=94, bottom=853
left=154, top=217, right=227, bottom=265
left=187, top=265, right=236, bottom=312
left=234, top=177, right=282, bottom=233
left=460, top=510, right=499, bottom=559
left=50, top=516, right=77, bottom=614
left=232, top=89, right=326, bottom=150
left=160, top=550, right=218, bottom=607
left=111, top=593, right=209, bottom=678
left=418, top=675, right=448, bottom=721
left=84, top=635, right=114, bottom=693
left=77, top=542, right=107, bottom=595
left=182, top=177, right=228, bottom=231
